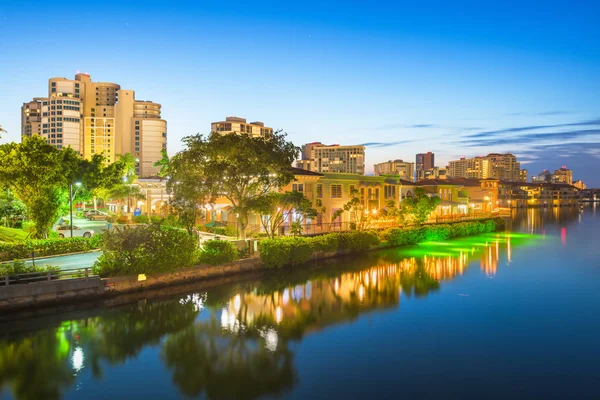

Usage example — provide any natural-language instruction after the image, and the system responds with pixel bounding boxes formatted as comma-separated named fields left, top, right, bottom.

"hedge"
left=260, top=218, right=504, bottom=269
left=0, top=235, right=102, bottom=262
left=260, top=231, right=381, bottom=269
left=199, top=240, right=239, bottom=266
left=92, top=224, right=199, bottom=277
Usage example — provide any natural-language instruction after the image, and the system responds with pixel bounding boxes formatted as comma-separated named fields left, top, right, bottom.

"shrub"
left=259, top=236, right=313, bottom=269
left=115, top=216, right=129, bottom=224
left=382, top=227, right=425, bottom=246
left=311, top=234, right=339, bottom=253
left=337, top=231, right=380, bottom=253
left=132, top=215, right=150, bottom=224
left=92, top=224, right=199, bottom=277
left=199, top=240, right=238, bottom=266
left=0, top=236, right=102, bottom=262
left=0, top=261, right=61, bottom=285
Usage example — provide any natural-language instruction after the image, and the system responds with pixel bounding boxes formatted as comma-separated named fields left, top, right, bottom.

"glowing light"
left=233, top=294, right=241, bottom=312
left=282, top=289, right=290, bottom=305
left=72, top=347, right=84, bottom=372
left=275, top=306, right=283, bottom=324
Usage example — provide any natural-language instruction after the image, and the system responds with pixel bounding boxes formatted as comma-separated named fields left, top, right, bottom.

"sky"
left=1, top=0, right=599, bottom=185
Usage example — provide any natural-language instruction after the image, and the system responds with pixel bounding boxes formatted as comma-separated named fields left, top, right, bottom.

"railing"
left=0, top=267, right=95, bottom=287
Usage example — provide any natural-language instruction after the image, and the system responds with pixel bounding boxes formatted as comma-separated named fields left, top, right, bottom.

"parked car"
left=87, top=211, right=108, bottom=221
left=55, top=225, right=94, bottom=238
left=84, top=210, right=104, bottom=218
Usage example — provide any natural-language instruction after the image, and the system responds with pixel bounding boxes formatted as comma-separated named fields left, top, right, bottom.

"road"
left=25, top=250, right=101, bottom=271
left=62, top=216, right=108, bottom=234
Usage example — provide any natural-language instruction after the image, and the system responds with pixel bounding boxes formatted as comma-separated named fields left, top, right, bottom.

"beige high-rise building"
left=449, top=153, right=520, bottom=182
left=211, top=117, right=273, bottom=138
left=373, top=159, right=415, bottom=181
left=520, top=169, right=528, bottom=182
left=553, top=167, right=573, bottom=185
left=21, top=73, right=167, bottom=176
left=296, top=142, right=365, bottom=175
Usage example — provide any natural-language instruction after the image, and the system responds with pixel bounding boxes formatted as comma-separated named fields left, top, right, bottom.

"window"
left=51, top=82, right=56, bottom=87
left=331, top=184, right=342, bottom=198
left=292, top=183, right=304, bottom=192
left=316, top=184, right=323, bottom=198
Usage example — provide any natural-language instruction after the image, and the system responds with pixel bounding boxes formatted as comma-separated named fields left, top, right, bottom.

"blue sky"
left=1, top=0, right=599, bottom=185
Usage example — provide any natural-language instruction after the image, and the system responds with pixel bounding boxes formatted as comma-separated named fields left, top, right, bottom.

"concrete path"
left=25, top=251, right=101, bottom=271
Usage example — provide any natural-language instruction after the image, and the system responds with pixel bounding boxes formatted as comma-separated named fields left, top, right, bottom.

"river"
left=0, top=206, right=598, bottom=399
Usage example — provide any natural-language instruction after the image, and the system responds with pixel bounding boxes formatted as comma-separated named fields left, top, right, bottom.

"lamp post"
left=70, top=182, right=82, bottom=237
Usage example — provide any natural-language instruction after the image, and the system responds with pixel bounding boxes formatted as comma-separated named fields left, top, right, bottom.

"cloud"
left=503, top=110, right=572, bottom=116
left=464, top=119, right=600, bottom=139
left=376, top=123, right=437, bottom=130
left=462, top=129, right=600, bottom=148
left=409, top=124, right=435, bottom=128
left=360, top=140, right=414, bottom=148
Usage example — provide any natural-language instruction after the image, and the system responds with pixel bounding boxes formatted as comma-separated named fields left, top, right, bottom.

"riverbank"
left=0, top=218, right=505, bottom=311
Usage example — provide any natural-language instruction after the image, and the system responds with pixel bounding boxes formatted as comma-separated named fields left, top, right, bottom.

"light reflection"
left=72, top=346, right=84, bottom=372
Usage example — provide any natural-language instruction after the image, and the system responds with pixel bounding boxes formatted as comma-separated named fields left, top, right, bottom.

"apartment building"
left=21, top=73, right=167, bottom=176
left=211, top=117, right=273, bottom=138
left=417, top=166, right=447, bottom=181
left=448, top=153, right=521, bottom=182
left=553, top=167, right=573, bottom=185
left=416, top=152, right=434, bottom=172
left=296, top=142, right=365, bottom=175
left=373, top=159, right=415, bottom=181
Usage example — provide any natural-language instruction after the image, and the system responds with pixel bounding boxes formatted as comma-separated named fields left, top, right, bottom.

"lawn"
left=0, top=226, right=30, bottom=243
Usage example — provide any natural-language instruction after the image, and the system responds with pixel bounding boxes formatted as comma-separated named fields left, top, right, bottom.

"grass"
left=0, top=226, right=30, bottom=243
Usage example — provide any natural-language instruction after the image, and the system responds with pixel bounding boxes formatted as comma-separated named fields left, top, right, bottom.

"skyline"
left=1, top=1, right=599, bottom=185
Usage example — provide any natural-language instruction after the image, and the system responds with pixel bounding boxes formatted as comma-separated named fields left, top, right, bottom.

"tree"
left=117, top=153, right=137, bottom=183
left=314, top=199, right=344, bottom=232
left=166, top=149, right=214, bottom=235
left=107, top=184, right=146, bottom=214
left=0, top=136, right=124, bottom=237
left=400, top=187, right=440, bottom=226
left=153, top=149, right=170, bottom=178
left=172, top=132, right=299, bottom=239
left=342, top=186, right=373, bottom=230
left=0, top=189, right=27, bottom=228
left=252, top=191, right=316, bottom=238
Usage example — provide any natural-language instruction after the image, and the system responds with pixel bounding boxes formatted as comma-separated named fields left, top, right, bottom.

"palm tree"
left=153, top=149, right=170, bottom=178
left=109, top=184, right=146, bottom=214
left=117, top=153, right=137, bottom=183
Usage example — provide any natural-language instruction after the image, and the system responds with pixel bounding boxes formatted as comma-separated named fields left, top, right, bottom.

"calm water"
left=1, top=206, right=599, bottom=400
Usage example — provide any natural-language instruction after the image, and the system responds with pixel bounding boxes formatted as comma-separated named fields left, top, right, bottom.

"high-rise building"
left=211, top=117, right=273, bottom=138
left=448, top=153, right=520, bottom=182
left=520, top=169, right=528, bottom=183
left=553, top=166, right=573, bottom=185
left=296, top=142, right=365, bottom=175
left=21, top=73, right=167, bottom=177
left=416, top=152, right=434, bottom=172
left=448, top=157, right=492, bottom=179
left=373, top=159, right=415, bottom=180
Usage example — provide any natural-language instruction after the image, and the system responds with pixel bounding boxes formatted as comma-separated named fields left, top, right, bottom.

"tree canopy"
left=400, top=187, right=440, bottom=226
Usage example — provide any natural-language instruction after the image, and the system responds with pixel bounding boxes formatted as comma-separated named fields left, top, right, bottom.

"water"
left=1, top=206, right=598, bottom=400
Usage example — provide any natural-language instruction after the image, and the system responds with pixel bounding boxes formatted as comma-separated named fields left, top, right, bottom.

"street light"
left=70, top=182, right=82, bottom=237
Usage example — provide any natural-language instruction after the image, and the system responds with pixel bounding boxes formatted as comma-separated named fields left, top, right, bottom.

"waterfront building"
left=210, top=116, right=273, bottom=138
left=21, top=73, right=167, bottom=177
left=573, top=180, right=586, bottom=190
left=448, top=153, right=521, bottom=181
left=553, top=166, right=573, bottom=185
left=520, top=169, right=528, bottom=183
left=499, top=182, right=579, bottom=207
left=296, top=142, right=365, bottom=175
left=373, top=159, right=415, bottom=181
left=416, top=152, right=434, bottom=175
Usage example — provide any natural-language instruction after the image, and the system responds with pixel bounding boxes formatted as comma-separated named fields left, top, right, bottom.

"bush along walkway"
left=0, top=236, right=103, bottom=262
left=258, top=218, right=505, bottom=269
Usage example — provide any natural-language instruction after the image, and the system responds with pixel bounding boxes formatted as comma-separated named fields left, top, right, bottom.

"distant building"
left=532, top=170, right=553, bottom=183
left=553, top=166, right=573, bottom=185
left=21, top=73, right=167, bottom=177
left=373, top=159, right=415, bottom=180
left=573, top=180, right=586, bottom=190
left=211, top=116, right=273, bottom=138
left=417, top=166, right=447, bottom=181
left=519, top=169, right=528, bottom=183
left=416, top=152, right=434, bottom=173
left=296, top=142, right=365, bottom=175
left=448, top=153, right=520, bottom=182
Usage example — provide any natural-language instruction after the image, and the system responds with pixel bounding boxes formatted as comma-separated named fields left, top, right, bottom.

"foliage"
left=166, top=144, right=214, bottom=235
left=172, top=132, right=299, bottom=239
left=314, top=199, right=343, bottom=233
left=342, top=186, right=377, bottom=231
left=153, top=148, right=170, bottom=177
left=0, top=137, right=123, bottom=238
left=0, top=226, right=29, bottom=243
left=201, top=225, right=238, bottom=237
left=381, top=219, right=502, bottom=246
left=0, top=260, right=60, bottom=280
left=259, top=231, right=380, bottom=268
left=132, top=215, right=150, bottom=224
left=400, top=187, right=441, bottom=226
left=92, top=224, right=199, bottom=277
left=198, top=239, right=238, bottom=266
left=0, top=236, right=102, bottom=262
left=251, top=191, right=317, bottom=239
left=0, top=189, right=27, bottom=228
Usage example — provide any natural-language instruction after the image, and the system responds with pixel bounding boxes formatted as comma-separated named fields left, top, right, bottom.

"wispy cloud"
left=376, top=123, right=437, bottom=131
left=409, top=124, right=435, bottom=128
left=464, top=119, right=600, bottom=139
left=462, top=129, right=600, bottom=147
left=360, top=140, right=414, bottom=148
left=504, top=110, right=573, bottom=117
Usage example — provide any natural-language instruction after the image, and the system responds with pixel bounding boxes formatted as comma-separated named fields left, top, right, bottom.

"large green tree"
left=0, top=136, right=124, bottom=237
left=400, top=187, right=440, bottom=226
left=0, top=189, right=27, bottom=228
left=251, top=191, right=316, bottom=238
left=172, top=132, right=299, bottom=238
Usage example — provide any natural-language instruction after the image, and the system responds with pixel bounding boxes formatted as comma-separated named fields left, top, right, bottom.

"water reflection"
left=0, top=232, right=538, bottom=400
